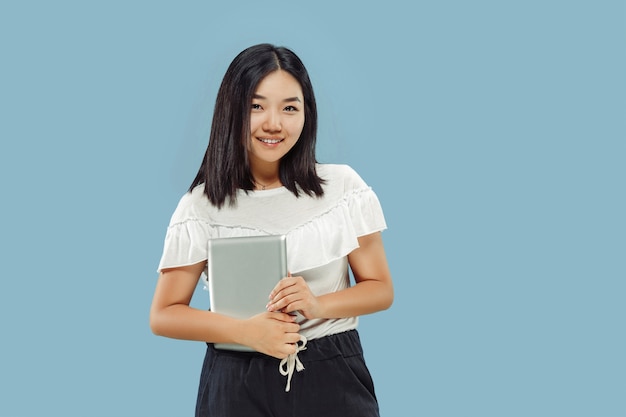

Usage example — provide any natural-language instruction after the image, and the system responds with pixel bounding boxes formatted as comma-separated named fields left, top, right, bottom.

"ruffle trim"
left=157, top=186, right=387, bottom=274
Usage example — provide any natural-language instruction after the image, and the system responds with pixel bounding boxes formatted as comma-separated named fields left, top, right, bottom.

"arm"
left=149, top=261, right=301, bottom=359
left=267, top=231, right=394, bottom=319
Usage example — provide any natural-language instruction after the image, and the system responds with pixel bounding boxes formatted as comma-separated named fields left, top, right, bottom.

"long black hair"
left=189, top=43, right=325, bottom=208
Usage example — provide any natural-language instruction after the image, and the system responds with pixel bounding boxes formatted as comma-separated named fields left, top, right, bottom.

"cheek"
left=249, top=115, right=261, bottom=133
left=291, top=118, right=305, bottom=139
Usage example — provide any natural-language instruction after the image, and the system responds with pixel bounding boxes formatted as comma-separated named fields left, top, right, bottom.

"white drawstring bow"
left=279, top=335, right=307, bottom=392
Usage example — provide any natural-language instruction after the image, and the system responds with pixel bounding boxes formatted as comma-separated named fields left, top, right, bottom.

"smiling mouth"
left=257, top=138, right=284, bottom=144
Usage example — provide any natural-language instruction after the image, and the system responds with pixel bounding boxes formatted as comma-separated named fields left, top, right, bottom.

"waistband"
left=207, top=329, right=364, bottom=392
left=207, top=329, right=363, bottom=362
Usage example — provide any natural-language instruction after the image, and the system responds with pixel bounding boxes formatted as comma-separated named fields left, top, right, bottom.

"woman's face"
left=248, top=70, right=305, bottom=168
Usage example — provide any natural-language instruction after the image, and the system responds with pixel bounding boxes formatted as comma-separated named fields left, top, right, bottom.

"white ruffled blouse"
left=157, top=164, right=387, bottom=340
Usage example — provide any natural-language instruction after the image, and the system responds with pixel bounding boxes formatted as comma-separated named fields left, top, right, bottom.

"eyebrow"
left=253, top=94, right=302, bottom=103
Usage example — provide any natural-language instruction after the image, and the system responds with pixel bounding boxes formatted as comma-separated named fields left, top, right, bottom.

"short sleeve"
left=341, top=165, right=387, bottom=236
left=347, top=186, right=387, bottom=237
left=157, top=191, right=214, bottom=272
left=285, top=165, right=388, bottom=273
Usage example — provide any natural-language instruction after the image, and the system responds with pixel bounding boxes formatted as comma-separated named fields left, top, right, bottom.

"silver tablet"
left=207, top=234, right=287, bottom=351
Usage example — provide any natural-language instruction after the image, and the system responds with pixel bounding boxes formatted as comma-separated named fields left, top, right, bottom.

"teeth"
left=259, top=138, right=282, bottom=144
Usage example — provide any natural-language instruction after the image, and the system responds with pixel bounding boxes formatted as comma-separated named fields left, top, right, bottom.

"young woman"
left=150, top=43, right=393, bottom=417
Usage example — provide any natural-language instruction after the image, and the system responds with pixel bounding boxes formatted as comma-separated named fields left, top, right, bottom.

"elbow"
left=381, top=284, right=394, bottom=311
left=149, top=308, right=166, bottom=336
left=149, top=319, right=160, bottom=336
left=382, top=295, right=394, bottom=311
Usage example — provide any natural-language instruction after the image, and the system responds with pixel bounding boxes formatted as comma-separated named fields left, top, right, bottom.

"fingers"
left=267, top=275, right=320, bottom=318
left=275, top=333, right=304, bottom=357
left=269, top=275, right=300, bottom=299
left=248, top=312, right=302, bottom=359
left=281, top=321, right=300, bottom=334
left=266, top=310, right=298, bottom=324
left=275, top=343, right=298, bottom=359
left=268, top=275, right=307, bottom=312
left=267, top=294, right=300, bottom=313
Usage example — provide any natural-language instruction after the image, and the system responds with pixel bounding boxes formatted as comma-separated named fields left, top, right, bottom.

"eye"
left=251, top=103, right=263, bottom=111
left=284, top=105, right=299, bottom=112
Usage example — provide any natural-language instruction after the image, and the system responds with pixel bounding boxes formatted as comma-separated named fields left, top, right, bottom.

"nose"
left=263, top=110, right=282, bottom=132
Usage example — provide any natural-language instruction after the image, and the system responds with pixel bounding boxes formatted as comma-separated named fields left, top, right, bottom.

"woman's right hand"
left=239, top=311, right=301, bottom=359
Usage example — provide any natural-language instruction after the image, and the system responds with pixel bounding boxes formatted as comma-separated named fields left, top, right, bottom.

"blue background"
left=1, top=1, right=624, bottom=416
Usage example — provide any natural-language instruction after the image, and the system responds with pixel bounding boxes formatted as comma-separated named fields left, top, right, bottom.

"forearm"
left=315, top=231, right=394, bottom=319
left=150, top=263, right=247, bottom=344
left=316, top=279, right=394, bottom=319
left=268, top=232, right=394, bottom=320
left=150, top=304, right=244, bottom=344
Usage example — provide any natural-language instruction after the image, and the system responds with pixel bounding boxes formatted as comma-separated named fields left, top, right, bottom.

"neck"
left=250, top=160, right=281, bottom=190
left=253, top=176, right=281, bottom=190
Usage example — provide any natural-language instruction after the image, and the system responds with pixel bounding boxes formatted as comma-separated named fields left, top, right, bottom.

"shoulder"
left=316, top=163, right=368, bottom=192
left=168, top=184, right=214, bottom=225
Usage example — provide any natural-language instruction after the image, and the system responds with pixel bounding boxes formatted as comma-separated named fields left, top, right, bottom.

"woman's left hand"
left=267, top=274, right=321, bottom=319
